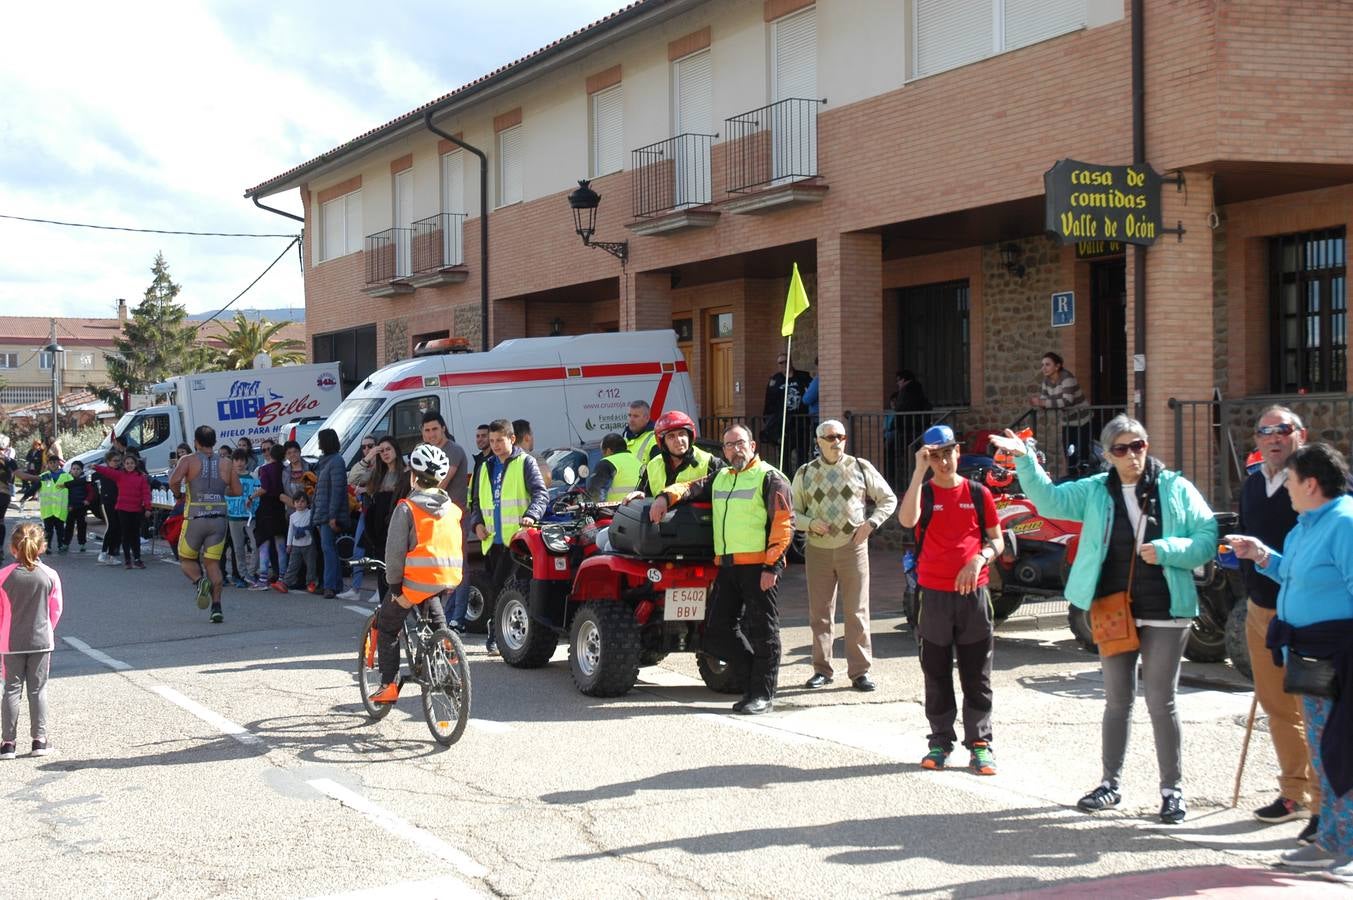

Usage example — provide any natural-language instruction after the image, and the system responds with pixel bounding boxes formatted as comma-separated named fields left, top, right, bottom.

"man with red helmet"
left=637, top=410, right=724, bottom=496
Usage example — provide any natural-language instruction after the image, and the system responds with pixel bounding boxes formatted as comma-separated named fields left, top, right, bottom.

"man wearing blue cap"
left=898, top=423, right=1004, bottom=775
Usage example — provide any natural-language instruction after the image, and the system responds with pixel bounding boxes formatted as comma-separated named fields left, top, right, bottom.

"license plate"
left=664, top=587, right=707, bottom=622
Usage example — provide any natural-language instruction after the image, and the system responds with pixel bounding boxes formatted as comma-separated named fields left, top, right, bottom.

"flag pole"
left=778, top=337, right=791, bottom=471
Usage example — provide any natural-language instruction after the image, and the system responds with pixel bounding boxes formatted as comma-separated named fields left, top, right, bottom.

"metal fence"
left=842, top=409, right=965, bottom=490
left=411, top=213, right=466, bottom=272
left=364, top=227, right=412, bottom=285
left=1007, top=404, right=1128, bottom=481
left=631, top=133, right=716, bottom=217
left=724, top=97, right=823, bottom=193
left=1170, top=393, right=1353, bottom=509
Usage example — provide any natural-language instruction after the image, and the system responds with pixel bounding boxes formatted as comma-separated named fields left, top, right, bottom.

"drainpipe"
left=252, top=197, right=306, bottom=269
left=1131, top=0, right=1147, bottom=424
left=425, top=110, right=490, bottom=352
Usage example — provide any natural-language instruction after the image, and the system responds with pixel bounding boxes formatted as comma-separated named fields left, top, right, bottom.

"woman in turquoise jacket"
left=991, top=415, right=1216, bottom=824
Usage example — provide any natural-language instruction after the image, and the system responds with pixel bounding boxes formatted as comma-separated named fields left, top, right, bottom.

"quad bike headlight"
left=542, top=526, right=570, bottom=554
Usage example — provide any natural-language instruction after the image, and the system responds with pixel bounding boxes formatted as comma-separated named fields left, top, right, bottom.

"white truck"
left=303, top=331, right=696, bottom=471
left=70, top=362, right=343, bottom=473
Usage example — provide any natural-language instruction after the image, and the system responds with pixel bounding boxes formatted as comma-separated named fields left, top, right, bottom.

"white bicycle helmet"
left=408, top=443, right=450, bottom=481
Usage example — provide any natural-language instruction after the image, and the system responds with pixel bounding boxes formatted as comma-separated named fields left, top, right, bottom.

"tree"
left=100, top=253, right=207, bottom=413
left=208, top=312, right=306, bottom=370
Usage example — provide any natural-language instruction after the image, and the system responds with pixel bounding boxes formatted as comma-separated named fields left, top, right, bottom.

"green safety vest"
left=477, top=454, right=530, bottom=554
left=39, top=472, right=72, bottom=522
left=645, top=446, right=713, bottom=496
left=604, top=451, right=641, bottom=502
left=626, top=429, right=655, bottom=463
left=711, top=461, right=770, bottom=557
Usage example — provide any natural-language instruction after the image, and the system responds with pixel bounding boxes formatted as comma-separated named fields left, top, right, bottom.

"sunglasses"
left=1255, top=423, right=1297, bottom=437
left=819, top=434, right=847, bottom=443
left=1108, top=440, right=1148, bottom=457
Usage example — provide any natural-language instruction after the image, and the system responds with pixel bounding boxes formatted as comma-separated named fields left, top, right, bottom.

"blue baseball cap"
left=922, top=424, right=958, bottom=449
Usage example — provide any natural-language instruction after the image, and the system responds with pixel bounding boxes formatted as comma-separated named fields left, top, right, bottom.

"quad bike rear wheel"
left=696, top=652, right=747, bottom=695
left=569, top=601, right=642, bottom=697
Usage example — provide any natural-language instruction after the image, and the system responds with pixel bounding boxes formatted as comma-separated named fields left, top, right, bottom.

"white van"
left=303, top=331, right=697, bottom=471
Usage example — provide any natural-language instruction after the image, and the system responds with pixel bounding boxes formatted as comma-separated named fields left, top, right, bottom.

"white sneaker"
left=336, top=589, right=360, bottom=601
left=1321, top=857, right=1353, bottom=884
left=97, top=552, right=108, bottom=564
left=1280, top=843, right=1337, bottom=868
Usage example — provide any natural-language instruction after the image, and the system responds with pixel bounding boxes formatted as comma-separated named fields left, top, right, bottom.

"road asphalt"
left=0, top=509, right=1345, bottom=898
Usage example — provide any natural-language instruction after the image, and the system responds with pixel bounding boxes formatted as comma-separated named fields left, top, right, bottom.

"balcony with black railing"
left=626, top=133, right=720, bottom=236
left=723, top=97, right=827, bottom=214
left=363, top=227, right=414, bottom=296
left=409, top=212, right=469, bottom=287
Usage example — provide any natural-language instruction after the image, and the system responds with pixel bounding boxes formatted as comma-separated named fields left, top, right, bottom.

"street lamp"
left=45, top=340, right=64, bottom=439
left=568, top=180, right=628, bottom=264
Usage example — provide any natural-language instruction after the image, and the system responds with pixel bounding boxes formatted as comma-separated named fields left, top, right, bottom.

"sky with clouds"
left=0, top=0, right=622, bottom=322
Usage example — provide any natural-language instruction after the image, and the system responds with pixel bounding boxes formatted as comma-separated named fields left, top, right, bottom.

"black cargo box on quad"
left=609, top=500, right=715, bottom=559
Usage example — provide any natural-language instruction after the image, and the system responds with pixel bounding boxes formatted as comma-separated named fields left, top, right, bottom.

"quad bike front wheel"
left=569, top=601, right=642, bottom=697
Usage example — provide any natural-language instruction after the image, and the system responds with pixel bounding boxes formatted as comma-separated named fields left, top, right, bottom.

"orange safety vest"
left=399, top=499, right=464, bottom=604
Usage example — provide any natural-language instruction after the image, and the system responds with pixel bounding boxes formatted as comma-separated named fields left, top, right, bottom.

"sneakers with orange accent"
left=270, top=581, right=288, bottom=593
left=369, top=683, right=400, bottom=704
left=921, top=746, right=950, bottom=770
left=969, top=741, right=996, bottom=775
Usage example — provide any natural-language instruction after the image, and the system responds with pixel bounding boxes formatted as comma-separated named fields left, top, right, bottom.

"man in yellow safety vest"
left=588, top=433, right=641, bottom=502
left=637, top=410, right=722, bottom=496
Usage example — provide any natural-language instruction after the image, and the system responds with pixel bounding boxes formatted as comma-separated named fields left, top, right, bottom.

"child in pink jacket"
left=0, top=522, right=64, bottom=758
left=93, top=455, right=153, bottom=569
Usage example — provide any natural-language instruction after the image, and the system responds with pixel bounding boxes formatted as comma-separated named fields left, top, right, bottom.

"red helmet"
left=654, top=410, right=697, bottom=441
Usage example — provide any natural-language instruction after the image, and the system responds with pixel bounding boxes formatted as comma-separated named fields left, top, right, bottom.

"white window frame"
left=590, top=84, right=624, bottom=178
left=911, top=0, right=1085, bottom=80
left=440, top=149, right=465, bottom=267
left=76, top=351, right=94, bottom=370
left=497, top=125, right=523, bottom=208
left=319, top=189, right=363, bottom=263
left=0, top=352, right=17, bottom=368
left=38, top=351, right=58, bottom=370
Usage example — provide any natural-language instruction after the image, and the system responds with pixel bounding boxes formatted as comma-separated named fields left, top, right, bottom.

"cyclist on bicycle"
left=368, top=443, right=464, bottom=704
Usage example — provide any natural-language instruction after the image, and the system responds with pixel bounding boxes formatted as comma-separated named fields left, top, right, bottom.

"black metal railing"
left=724, top=97, right=823, bottom=194
left=631, top=133, right=716, bottom=217
left=364, top=227, right=412, bottom=285
left=1170, top=393, right=1353, bottom=509
left=1007, top=404, right=1128, bottom=481
left=844, top=409, right=966, bottom=492
left=411, top=213, right=466, bottom=273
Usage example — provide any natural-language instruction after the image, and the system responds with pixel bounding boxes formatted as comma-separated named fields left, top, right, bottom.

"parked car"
left=282, top=415, right=327, bottom=447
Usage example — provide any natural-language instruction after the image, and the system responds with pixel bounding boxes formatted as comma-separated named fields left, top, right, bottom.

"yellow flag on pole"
left=781, top=263, right=810, bottom=336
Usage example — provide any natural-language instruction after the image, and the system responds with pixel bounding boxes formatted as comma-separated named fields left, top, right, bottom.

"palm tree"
left=208, top=313, right=306, bottom=370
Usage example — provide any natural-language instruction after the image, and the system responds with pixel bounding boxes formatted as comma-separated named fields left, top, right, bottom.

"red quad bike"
left=494, top=492, right=745, bottom=698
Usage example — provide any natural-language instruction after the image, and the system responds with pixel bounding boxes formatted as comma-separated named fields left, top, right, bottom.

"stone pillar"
left=623, top=271, right=673, bottom=332
left=817, top=231, right=883, bottom=420
left=1137, top=171, right=1216, bottom=474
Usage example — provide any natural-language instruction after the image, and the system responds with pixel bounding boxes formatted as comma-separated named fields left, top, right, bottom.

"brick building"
left=245, top=0, right=1352, bottom=494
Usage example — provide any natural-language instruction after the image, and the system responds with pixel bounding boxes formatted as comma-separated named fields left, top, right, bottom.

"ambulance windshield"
left=301, top=398, right=382, bottom=458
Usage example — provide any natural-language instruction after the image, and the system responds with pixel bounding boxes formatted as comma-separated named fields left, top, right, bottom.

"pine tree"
left=100, top=253, right=208, bottom=412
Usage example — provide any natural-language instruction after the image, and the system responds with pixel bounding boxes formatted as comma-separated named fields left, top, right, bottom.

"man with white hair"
left=792, top=419, right=897, bottom=691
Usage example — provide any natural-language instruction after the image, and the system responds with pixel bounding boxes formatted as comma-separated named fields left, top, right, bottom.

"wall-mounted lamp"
left=1000, top=243, right=1026, bottom=278
left=568, top=179, right=628, bottom=264
left=549, top=317, right=565, bottom=336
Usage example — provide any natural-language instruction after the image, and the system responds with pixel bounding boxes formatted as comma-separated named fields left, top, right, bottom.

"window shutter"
left=1005, top=0, right=1084, bottom=51
left=322, top=197, right=344, bottom=261
left=344, top=191, right=363, bottom=255
left=914, top=0, right=993, bottom=78
left=674, top=50, right=713, bottom=134
left=498, top=125, right=523, bottom=206
left=773, top=7, right=817, bottom=101
left=591, top=85, right=624, bottom=177
left=441, top=150, right=464, bottom=214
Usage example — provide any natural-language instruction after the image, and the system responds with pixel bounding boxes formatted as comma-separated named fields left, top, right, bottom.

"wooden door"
left=706, top=309, right=735, bottom=417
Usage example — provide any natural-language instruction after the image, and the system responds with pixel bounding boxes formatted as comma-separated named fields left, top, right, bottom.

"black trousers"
left=376, top=594, right=448, bottom=685
left=706, top=564, right=781, bottom=702
left=916, top=587, right=994, bottom=750
left=117, top=510, right=143, bottom=562
left=0, top=492, right=9, bottom=556
left=63, top=506, right=88, bottom=547
left=483, top=543, right=516, bottom=641
left=101, top=499, right=121, bottom=555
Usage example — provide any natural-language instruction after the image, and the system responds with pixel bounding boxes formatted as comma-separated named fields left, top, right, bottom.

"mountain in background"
left=186, top=307, right=305, bottom=323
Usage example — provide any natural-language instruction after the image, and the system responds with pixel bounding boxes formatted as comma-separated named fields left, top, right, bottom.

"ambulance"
left=303, top=330, right=697, bottom=470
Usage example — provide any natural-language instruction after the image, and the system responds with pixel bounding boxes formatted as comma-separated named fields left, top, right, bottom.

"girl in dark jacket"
left=311, top=429, right=349, bottom=598
left=362, top=436, right=408, bottom=599
left=252, top=444, right=289, bottom=590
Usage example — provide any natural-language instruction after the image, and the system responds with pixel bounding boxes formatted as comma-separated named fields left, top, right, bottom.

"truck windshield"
left=301, top=398, right=382, bottom=457
left=99, top=412, right=138, bottom=450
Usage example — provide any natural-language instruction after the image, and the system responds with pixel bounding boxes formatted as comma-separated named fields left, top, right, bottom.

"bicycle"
left=356, top=560, right=471, bottom=746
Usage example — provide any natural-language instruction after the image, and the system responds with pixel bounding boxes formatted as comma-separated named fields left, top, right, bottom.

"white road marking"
left=307, top=875, right=481, bottom=899
left=346, top=605, right=373, bottom=616
left=467, top=719, right=512, bottom=734
left=306, top=777, right=488, bottom=879
left=150, top=685, right=264, bottom=746
left=63, top=636, right=132, bottom=670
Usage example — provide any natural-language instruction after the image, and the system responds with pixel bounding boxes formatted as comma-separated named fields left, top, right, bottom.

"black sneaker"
left=1160, top=792, right=1187, bottom=824
left=1078, top=784, right=1122, bottom=812
left=1298, top=815, right=1320, bottom=845
left=209, top=608, right=224, bottom=624
left=1255, top=796, right=1307, bottom=824
left=0, top=742, right=14, bottom=760
left=30, top=740, right=49, bottom=757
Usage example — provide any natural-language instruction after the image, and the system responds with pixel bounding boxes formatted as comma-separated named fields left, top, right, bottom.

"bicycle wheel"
left=421, top=627, right=471, bottom=746
left=358, top=612, right=396, bottom=721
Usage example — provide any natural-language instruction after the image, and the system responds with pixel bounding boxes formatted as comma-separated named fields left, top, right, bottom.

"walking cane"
left=1233, top=692, right=1260, bottom=809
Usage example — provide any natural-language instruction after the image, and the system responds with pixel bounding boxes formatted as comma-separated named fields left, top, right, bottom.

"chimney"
left=117, top=298, right=128, bottom=324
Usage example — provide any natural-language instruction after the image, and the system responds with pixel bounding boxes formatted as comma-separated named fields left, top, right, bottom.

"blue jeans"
left=319, top=523, right=342, bottom=592
left=349, top=511, right=367, bottom=591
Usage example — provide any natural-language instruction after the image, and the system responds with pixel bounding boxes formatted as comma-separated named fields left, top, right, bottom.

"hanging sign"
left=1044, top=159, right=1162, bottom=247
left=1051, top=292, right=1075, bottom=327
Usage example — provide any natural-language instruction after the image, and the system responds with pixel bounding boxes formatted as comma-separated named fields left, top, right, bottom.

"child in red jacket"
left=92, top=455, right=152, bottom=569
